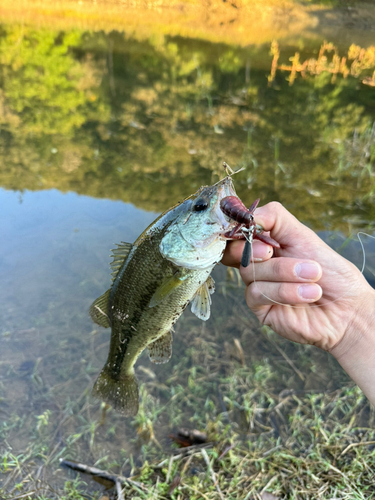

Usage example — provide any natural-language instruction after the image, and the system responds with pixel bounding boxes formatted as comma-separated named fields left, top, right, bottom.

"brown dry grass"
left=0, top=0, right=322, bottom=46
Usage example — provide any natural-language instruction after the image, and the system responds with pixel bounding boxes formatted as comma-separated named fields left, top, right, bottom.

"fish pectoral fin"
left=190, top=279, right=214, bottom=321
left=89, top=289, right=111, bottom=328
left=149, top=272, right=188, bottom=308
left=110, top=242, right=133, bottom=282
left=148, top=330, right=173, bottom=364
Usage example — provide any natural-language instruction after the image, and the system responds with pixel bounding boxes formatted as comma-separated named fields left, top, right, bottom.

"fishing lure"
left=220, top=164, right=373, bottom=311
left=220, top=196, right=280, bottom=267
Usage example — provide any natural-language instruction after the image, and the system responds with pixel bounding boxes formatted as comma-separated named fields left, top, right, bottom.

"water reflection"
left=0, top=26, right=374, bottom=230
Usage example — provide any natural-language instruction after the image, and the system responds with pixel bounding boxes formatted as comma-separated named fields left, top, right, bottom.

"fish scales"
left=90, top=177, right=237, bottom=416
left=107, top=224, right=211, bottom=377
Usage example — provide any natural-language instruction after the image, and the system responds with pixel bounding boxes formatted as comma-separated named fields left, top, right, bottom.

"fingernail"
left=295, top=262, right=320, bottom=280
left=298, top=284, right=321, bottom=300
left=252, top=241, right=273, bottom=262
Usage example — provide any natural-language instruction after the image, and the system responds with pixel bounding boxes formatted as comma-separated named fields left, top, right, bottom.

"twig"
left=8, top=493, right=36, bottom=500
left=59, top=458, right=147, bottom=492
left=340, top=440, right=375, bottom=456
left=171, top=441, right=214, bottom=456
left=168, top=474, right=181, bottom=496
left=201, top=448, right=225, bottom=500
left=218, top=443, right=236, bottom=460
left=166, top=455, right=174, bottom=484
left=116, top=478, right=125, bottom=500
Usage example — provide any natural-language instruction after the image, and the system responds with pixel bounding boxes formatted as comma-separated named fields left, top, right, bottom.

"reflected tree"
left=0, top=26, right=374, bottom=232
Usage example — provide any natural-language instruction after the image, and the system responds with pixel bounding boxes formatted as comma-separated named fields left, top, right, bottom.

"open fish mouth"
left=212, top=176, right=238, bottom=233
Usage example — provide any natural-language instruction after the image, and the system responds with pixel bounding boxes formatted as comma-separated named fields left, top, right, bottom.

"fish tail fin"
left=92, top=367, right=139, bottom=417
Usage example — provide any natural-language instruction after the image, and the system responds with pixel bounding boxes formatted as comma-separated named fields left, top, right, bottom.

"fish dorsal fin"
left=149, top=272, right=188, bottom=308
left=190, top=276, right=215, bottom=321
left=89, top=289, right=111, bottom=328
left=110, top=242, right=133, bottom=282
left=147, top=330, right=173, bottom=364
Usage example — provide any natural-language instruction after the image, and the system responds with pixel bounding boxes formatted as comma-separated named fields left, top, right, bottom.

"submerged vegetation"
left=1, top=286, right=375, bottom=498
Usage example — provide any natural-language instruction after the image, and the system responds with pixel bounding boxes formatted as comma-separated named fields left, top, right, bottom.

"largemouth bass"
left=90, top=176, right=237, bottom=416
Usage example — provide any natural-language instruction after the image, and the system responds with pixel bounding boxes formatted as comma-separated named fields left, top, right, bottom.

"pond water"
left=0, top=17, right=375, bottom=497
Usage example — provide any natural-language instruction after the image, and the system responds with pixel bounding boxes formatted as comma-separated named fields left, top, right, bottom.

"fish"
left=89, top=176, right=238, bottom=416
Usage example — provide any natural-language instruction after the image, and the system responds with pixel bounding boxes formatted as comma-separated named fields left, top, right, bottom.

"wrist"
left=330, top=287, right=375, bottom=360
left=330, top=287, right=375, bottom=404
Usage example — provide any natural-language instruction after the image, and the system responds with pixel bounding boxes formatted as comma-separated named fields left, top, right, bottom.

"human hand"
left=222, top=202, right=375, bottom=354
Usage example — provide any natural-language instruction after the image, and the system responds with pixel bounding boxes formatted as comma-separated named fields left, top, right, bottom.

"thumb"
left=254, top=202, right=320, bottom=251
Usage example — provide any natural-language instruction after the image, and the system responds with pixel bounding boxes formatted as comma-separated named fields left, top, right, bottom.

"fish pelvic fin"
left=89, top=289, right=111, bottom=328
left=148, top=330, right=173, bottom=364
left=92, top=367, right=139, bottom=417
left=190, top=276, right=215, bottom=321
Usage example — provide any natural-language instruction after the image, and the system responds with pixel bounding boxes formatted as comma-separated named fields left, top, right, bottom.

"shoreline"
left=0, top=1, right=374, bottom=48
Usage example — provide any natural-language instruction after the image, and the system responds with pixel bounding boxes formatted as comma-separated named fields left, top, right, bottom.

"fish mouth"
left=212, top=177, right=238, bottom=232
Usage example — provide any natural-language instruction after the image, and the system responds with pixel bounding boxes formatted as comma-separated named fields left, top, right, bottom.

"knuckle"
left=277, top=283, right=292, bottom=302
left=267, top=201, right=283, bottom=212
left=246, top=282, right=262, bottom=306
left=271, top=258, right=284, bottom=278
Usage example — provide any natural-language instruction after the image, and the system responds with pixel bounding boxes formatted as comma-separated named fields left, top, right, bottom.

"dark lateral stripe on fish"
left=105, top=275, right=172, bottom=379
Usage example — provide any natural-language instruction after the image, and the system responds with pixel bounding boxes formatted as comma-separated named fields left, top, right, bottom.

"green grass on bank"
left=2, top=381, right=374, bottom=499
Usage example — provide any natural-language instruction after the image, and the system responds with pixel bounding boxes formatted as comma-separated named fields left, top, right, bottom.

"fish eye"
left=193, top=198, right=209, bottom=212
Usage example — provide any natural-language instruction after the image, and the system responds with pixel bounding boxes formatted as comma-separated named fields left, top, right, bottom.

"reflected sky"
left=0, top=188, right=158, bottom=332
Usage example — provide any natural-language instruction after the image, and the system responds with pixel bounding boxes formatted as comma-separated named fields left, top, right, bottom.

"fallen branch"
left=171, top=441, right=214, bottom=456
left=59, top=459, right=147, bottom=492
left=116, top=478, right=125, bottom=500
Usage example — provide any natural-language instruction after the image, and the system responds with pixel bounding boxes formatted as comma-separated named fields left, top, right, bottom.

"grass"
left=3, top=382, right=373, bottom=499
left=1, top=266, right=375, bottom=499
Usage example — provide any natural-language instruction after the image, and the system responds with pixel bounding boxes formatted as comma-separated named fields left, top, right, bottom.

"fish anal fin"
left=149, top=272, right=188, bottom=308
left=190, top=278, right=214, bottom=321
left=92, top=367, right=139, bottom=417
left=89, top=289, right=111, bottom=328
left=148, top=331, right=173, bottom=364
left=110, top=242, right=133, bottom=282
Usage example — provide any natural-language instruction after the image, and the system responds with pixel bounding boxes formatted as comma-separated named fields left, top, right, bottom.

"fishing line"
left=213, top=163, right=245, bottom=186
left=241, top=229, right=375, bottom=309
